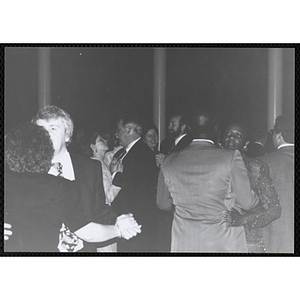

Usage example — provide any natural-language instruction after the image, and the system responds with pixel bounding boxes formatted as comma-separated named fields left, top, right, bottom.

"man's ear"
left=272, top=131, right=282, bottom=148
left=274, top=132, right=280, bottom=141
left=90, top=144, right=96, bottom=152
left=277, top=132, right=285, bottom=144
left=181, top=124, right=187, bottom=134
left=125, top=125, right=132, bottom=134
left=65, top=135, right=70, bottom=143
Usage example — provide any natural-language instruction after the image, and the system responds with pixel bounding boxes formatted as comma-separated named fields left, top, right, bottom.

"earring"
left=242, top=141, right=249, bottom=152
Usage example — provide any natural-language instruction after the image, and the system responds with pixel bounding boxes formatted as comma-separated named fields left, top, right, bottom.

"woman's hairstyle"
left=142, top=123, right=158, bottom=138
left=32, top=105, right=74, bottom=146
left=88, top=131, right=110, bottom=146
left=5, top=123, right=54, bottom=173
left=80, top=130, right=112, bottom=157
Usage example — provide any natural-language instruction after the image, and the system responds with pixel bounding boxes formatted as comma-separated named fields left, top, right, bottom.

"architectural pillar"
left=268, top=48, right=283, bottom=130
left=153, top=48, right=167, bottom=148
left=38, top=47, right=51, bottom=109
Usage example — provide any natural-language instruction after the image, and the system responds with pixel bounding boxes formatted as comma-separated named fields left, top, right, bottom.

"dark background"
left=5, top=46, right=294, bottom=136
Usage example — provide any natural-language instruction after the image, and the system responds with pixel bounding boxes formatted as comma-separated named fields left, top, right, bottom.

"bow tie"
left=52, top=162, right=63, bottom=177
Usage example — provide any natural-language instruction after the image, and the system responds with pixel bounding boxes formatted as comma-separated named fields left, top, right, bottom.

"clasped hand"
left=223, top=208, right=247, bottom=227
left=115, top=213, right=142, bottom=240
left=110, top=159, right=124, bottom=174
left=4, top=223, right=13, bottom=240
left=155, top=153, right=165, bottom=168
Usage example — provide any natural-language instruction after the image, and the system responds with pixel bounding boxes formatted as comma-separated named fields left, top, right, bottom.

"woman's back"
left=5, top=170, right=85, bottom=252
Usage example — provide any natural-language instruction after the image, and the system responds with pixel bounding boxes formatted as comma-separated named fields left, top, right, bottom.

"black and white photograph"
left=2, top=45, right=295, bottom=255
left=1, top=3, right=299, bottom=300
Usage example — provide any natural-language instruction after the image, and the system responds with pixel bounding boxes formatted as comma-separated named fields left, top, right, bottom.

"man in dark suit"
left=32, top=106, right=118, bottom=251
left=160, top=114, right=190, bottom=155
left=261, top=115, right=294, bottom=253
left=110, top=115, right=159, bottom=252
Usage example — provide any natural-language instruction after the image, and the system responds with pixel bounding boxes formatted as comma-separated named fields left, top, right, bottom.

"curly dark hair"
left=5, top=123, right=54, bottom=174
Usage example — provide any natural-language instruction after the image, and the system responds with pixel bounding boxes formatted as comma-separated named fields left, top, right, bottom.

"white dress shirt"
left=48, top=151, right=75, bottom=181
left=111, top=137, right=141, bottom=179
left=174, top=134, right=187, bottom=146
left=192, top=139, right=215, bottom=144
left=278, top=143, right=294, bottom=150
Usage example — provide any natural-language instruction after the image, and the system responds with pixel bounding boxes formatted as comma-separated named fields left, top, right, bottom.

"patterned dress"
left=242, top=155, right=281, bottom=253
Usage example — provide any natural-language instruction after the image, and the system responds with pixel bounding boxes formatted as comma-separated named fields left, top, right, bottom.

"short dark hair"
left=274, top=115, right=294, bottom=143
left=179, top=115, right=190, bottom=133
left=32, top=105, right=74, bottom=146
left=190, top=108, right=217, bottom=139
left=221, top=121, right=251, bottom=142
left=5, top=123, right=54, bottom=173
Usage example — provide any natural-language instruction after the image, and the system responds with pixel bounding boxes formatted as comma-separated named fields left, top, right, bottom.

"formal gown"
left=242, top=155, right=281, bottom=253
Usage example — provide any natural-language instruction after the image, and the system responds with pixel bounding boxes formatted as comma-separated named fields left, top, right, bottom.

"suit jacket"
left=160, top=137, right=174, bottom=155
left=171, top=134, right=193, bottom=153
left=160, top=134, right=192, bottom=155
left=112, top=139, right=159, bottom=251
left=70, top=152, right=117, bottom=225
left=70, top=153, right=118, bottom=251
left=157, top=140, right=259, bottom=252
left=260, top=146, right=294, bottom=253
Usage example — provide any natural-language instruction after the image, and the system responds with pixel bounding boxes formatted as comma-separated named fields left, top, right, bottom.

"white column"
left=38, top=47, right=51, bottom=109
left=268, top=48, right=283, bottom=130
left=153, top=48, right=167, bottom=148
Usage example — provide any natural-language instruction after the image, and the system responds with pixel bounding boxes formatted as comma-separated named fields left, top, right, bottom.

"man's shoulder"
left=126, top=139, right=156, bottom=166
left=160, top=138, right=174, bottom=155
left=131, top=139, right=154, bottom=155
left=69, top=152, right=101, bottom=168
left=168, top=143, right=235, bottom=161
left=189, top=142, right=235, bottom=155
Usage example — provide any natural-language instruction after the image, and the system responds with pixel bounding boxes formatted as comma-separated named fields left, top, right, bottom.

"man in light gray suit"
left=261, top=115, right=294, bottom=253
left=157, top=108, right=260, bottom=252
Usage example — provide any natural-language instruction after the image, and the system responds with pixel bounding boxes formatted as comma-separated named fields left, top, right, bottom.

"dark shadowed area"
left=5, top=46, right=294, bottom=135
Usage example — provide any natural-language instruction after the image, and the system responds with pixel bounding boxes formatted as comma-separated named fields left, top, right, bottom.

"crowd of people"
left=4, top=105, right=294, bottom=253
